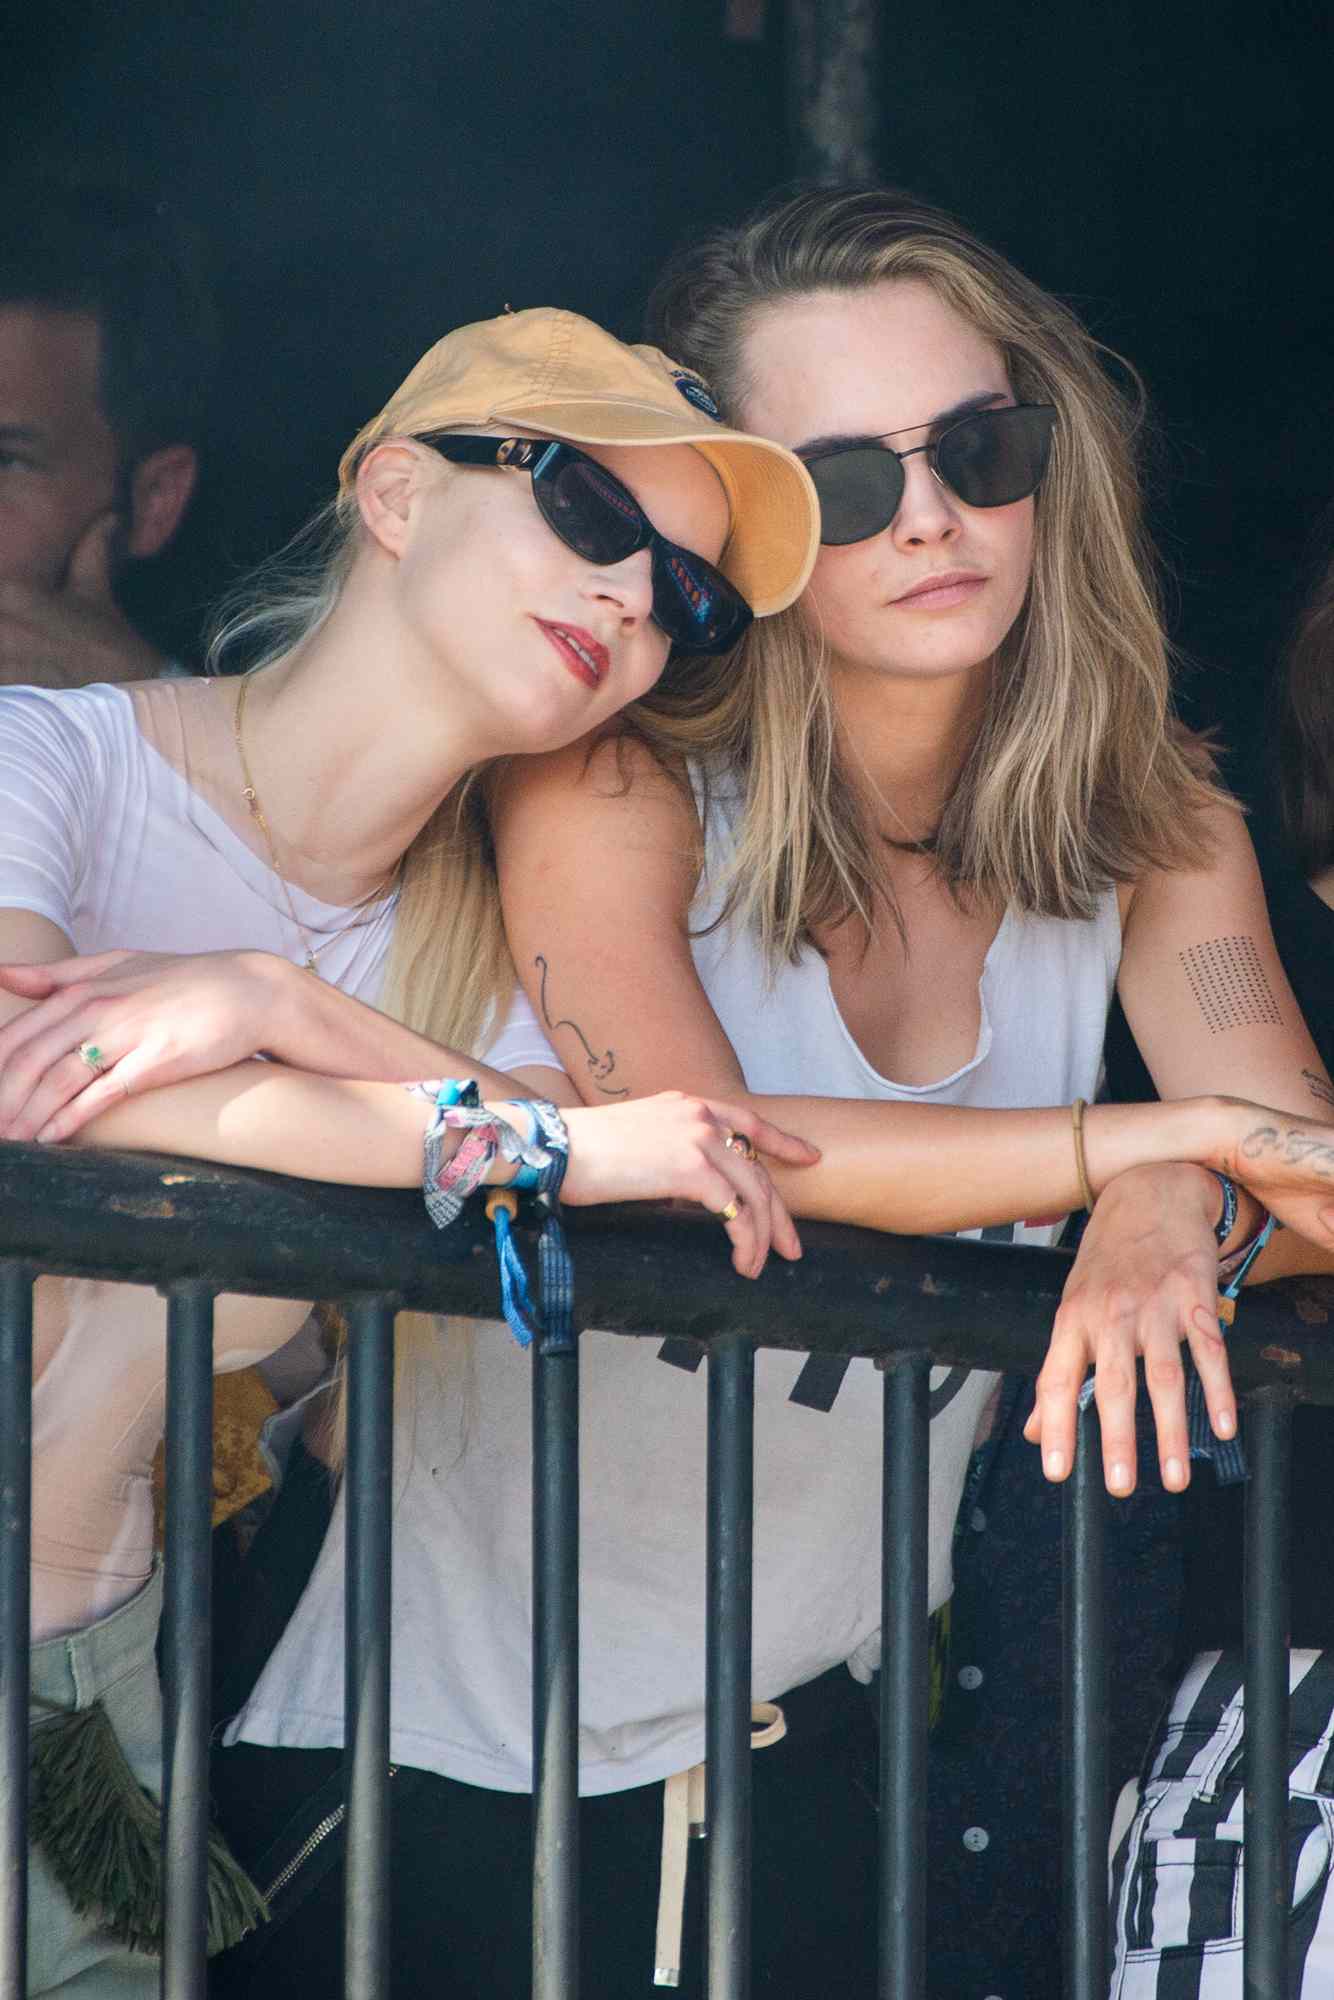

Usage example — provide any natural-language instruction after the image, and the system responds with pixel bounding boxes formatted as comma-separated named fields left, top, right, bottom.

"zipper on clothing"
left=260, top=1766, right=399, bottom=1905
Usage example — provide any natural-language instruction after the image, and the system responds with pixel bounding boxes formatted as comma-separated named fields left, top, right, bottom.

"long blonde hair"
left=639, top=184, right=1221, bottom=960
left=206, top=491, right=514, bottom=1057
left=207, top=479, right=523, bottom=1446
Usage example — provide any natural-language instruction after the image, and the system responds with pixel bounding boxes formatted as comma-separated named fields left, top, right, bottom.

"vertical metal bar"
left=0, top=1262, right=32, bottom=2000
left=705, top=1335, right=755, bottom=2000
left=878, top=1354, right=929, bottom=2000
left=532, top=1326, right=581, bottom=2000
left=1243, top=1390, right=1292, bottom=1999
left=343, top=1296, right=395, bottom=2000
left=1062, top=1397, right=1108, bottom=2000
left=161, top=1281, right=215, bottom=2000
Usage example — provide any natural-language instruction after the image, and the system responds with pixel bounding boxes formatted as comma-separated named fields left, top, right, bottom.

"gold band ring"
left=723, top=1130, right=759, bottom=1163
left=77, top=1041, right=107, bottom=1075
left=718, top=1198, right=741, bottom=1223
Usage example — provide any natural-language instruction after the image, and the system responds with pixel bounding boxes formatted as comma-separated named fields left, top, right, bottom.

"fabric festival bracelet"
left=408, top=1079, right=573, bottom=1351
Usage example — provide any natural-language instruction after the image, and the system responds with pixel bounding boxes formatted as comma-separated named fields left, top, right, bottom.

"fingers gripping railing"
left=2, top=1145, right=1332, bottom=1998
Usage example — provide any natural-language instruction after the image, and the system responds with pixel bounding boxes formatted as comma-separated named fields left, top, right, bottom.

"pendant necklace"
left=231, top=673, right=394, bottom=976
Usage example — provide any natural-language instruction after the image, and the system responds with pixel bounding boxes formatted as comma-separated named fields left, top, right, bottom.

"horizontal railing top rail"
left=7, top=1141, right=1334, bottom=1396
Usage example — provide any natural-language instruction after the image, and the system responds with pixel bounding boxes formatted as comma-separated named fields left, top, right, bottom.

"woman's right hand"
left=0, top=948, right=291, bottom=1141
left=560, top=1092, right=820, bottom=1279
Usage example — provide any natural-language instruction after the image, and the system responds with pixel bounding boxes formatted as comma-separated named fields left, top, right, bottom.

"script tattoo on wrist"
left=535, top=954, right=629, bottom=1097
left=1179, top=935, right=1282, bottom=1034
left=1239, top=1122, right=1334, bottom=1180
left=1303, top=1067, right=1334, bottom=1111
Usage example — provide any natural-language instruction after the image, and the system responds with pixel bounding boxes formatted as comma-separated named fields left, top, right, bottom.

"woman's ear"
left=355, top=442, right=427, bottom=558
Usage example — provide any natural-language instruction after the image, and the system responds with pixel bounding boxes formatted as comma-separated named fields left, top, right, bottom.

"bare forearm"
left=259, top=957, right=526, bottom=1089
left=745, top=1094, right=1235, bottom=1235
left=74, top=1062, right=434, bottom=1183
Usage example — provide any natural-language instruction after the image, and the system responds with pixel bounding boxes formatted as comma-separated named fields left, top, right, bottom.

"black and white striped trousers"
left=1110, top=1648, right=1334, bottom=1997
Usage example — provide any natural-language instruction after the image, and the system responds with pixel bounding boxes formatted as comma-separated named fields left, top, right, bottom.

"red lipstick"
left=536, top=619, right=610, bottom=689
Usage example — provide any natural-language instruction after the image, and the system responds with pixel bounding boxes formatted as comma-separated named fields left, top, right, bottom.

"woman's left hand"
left=561, top=1091, right=819, bottom=1279
left=1023, top=1161, right=1231, bottom=1495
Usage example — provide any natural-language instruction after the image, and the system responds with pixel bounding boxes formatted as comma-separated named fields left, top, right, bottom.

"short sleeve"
left=481, top=984, right=562, bottom=1077
left=0, top=687, right=101, bottom=931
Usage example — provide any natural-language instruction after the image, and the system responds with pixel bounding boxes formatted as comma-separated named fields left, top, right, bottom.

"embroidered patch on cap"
left=673, top=371, right=723, bottom=422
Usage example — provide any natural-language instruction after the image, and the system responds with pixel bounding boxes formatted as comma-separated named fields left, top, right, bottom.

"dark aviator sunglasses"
left=416, top=433, right=753, bottom=657
left=803, top=403, right=1057, bottom=547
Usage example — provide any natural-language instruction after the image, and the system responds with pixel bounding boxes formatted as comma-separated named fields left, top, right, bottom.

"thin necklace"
left=231, top=674, right=395, bottom=976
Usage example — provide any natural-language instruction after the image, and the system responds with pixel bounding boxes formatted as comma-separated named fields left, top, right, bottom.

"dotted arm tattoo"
left=1178, top=935, right=1282, bottom=1034
left=534, top=954, right=630, bottom=1098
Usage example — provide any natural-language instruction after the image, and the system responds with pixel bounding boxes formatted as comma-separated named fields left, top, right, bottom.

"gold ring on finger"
left=717, top=1197, right=742, bottom=1223
left=77, top=1041, right=107, bottom=1075
left=723, top=1130, right=758, bottom=1163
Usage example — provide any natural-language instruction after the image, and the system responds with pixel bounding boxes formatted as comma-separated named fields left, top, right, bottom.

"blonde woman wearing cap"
left=0, top=307, right=823, bottom=1996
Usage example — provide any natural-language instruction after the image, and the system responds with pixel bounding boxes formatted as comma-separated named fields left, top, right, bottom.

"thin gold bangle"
left=1071, top=1097, right=1096, bottom=1213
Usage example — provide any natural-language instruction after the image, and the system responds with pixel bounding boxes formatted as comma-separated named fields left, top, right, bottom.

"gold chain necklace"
left=231, top=674, right=397, bottom=976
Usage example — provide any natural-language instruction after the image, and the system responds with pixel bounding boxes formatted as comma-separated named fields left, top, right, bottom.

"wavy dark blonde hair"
left=635, top=184, right=1221, bottom=959
left=1277, top=541, right=1334, bottom=877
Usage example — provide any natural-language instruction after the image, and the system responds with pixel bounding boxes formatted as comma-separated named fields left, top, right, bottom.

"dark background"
left=6, top=0, right=1331, bottom=803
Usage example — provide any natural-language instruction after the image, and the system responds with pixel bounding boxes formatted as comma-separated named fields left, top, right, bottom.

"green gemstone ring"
left=77, top=1041, right=107, bottom=1074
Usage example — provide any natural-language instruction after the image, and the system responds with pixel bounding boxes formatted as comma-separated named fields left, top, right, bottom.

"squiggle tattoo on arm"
left=1303, top=1068, right=1334, bottom=1111
left=1178, top=935, right=1282, bottom=1034
left=535, top=954, right=630, bottom=1097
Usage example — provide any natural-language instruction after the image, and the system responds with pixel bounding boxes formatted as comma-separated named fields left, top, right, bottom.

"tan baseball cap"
left=337, top=307, right=818, bottom=617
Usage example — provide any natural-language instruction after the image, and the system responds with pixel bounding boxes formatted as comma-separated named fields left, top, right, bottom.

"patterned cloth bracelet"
left=410, top=1080, right=568, bottom=1227
left=409, top=1079, right=572, bottom=1350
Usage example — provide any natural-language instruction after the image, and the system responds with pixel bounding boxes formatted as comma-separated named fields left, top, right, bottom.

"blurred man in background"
left=0, top=175, right=217, bottom=686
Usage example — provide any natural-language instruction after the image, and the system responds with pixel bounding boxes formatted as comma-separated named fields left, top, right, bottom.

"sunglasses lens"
left=937, top=405, right=1055, bottom=508
left=537, top=451, right=644, bottom=564
left=652, top=544, right=752, bottom=655
left=808, top=447, right=905, bottom=547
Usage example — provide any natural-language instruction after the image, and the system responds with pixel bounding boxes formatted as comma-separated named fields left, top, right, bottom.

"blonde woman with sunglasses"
left=0, top=307, right=822, bottom=1996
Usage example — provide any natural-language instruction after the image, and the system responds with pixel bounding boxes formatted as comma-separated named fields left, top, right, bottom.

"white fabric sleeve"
left=0, top=688, right=100, bottom=930
left=481, top=984, right=562, bottom=1077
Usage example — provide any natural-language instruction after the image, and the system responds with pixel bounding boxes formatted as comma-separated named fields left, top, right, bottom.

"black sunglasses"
left=803, top=404, right=1057, bottom=547
left=416, top=434, right=753, bottom=657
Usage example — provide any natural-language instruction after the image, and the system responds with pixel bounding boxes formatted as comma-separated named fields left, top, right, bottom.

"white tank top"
left=231, top=784, right=1121, bottom=1796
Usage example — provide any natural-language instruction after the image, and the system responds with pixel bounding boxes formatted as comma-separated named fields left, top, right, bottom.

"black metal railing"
left=3, top=1140, right=1331, bottom=1999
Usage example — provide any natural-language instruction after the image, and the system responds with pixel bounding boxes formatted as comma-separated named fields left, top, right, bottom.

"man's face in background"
left=0, top=304, right=124, bottom=590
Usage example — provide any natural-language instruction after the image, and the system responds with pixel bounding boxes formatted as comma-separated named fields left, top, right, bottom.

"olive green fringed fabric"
left=29, top=1700, right=269, bottom=1956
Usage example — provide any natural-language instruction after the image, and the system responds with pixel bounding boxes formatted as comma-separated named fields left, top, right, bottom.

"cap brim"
left=503, top=397, right=820, bottom=618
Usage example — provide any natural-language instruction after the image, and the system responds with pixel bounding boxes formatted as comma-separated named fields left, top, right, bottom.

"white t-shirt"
left=0, top=682, right=555, bottom=1640
left=232, top=780, right=1121, bottom=1796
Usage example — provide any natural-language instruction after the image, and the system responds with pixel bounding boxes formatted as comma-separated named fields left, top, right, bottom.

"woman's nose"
left=584, top=545, right=655, bottom=624
left=891, top=452, right=961, bottom=548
